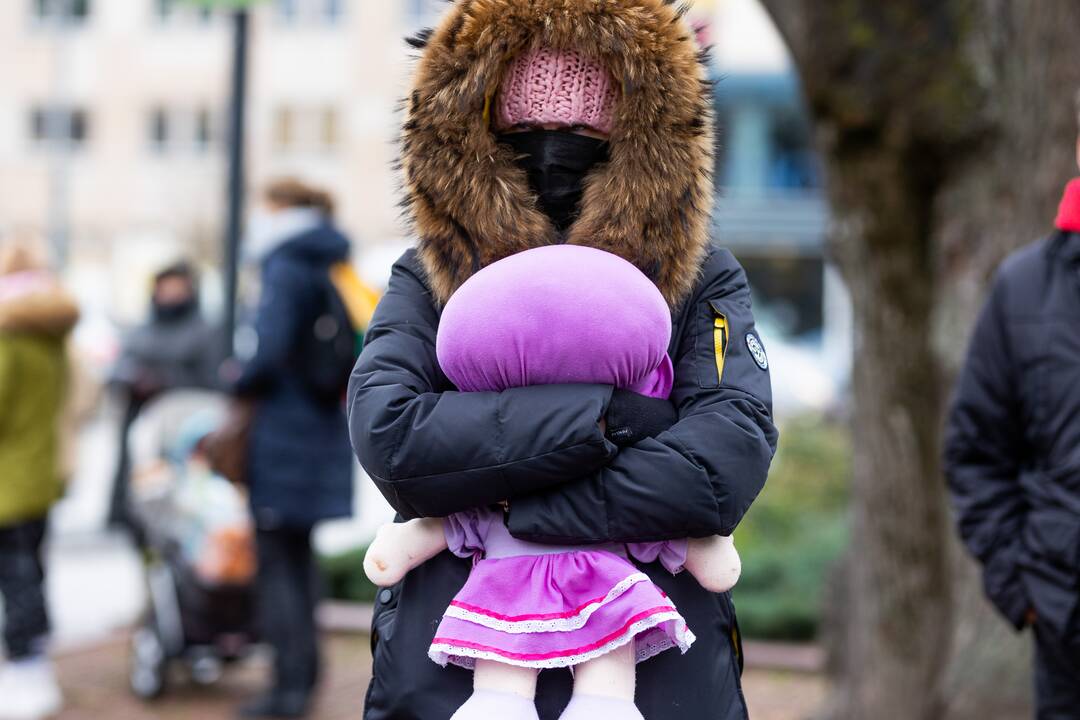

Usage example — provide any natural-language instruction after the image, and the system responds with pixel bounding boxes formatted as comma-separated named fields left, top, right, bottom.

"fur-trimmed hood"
left=0, top=271, right=80, bottom=337
left=402, top=0, right=715, bottom=308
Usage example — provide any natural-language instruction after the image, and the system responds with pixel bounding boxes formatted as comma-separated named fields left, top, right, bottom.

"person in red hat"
left=945, top=95, right=1080, bottom=718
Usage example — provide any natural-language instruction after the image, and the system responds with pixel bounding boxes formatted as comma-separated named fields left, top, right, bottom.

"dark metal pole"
left=223, top=8, right=249, bottom=357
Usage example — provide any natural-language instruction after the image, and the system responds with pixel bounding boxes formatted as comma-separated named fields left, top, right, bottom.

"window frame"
left=28, top=105, right=91, bottom=150
left=30, top=0, right=91, bottom=28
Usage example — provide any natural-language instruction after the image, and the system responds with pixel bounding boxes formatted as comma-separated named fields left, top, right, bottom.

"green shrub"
left=732, top=415, right=851, bottom=641
left=319, top=545, right=379, bottom=604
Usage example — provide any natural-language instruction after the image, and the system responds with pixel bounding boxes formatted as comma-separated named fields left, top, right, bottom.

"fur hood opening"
left=402, top=0, right=715, bottom=308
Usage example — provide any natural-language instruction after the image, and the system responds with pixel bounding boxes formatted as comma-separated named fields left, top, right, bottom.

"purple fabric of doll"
left=437, top=245, right=675, bottom=400
left=445, top=510, right=686, bottom=573
left=438, top=245, right=688, bottom=575
left=430, top=246, right=694, bottom=671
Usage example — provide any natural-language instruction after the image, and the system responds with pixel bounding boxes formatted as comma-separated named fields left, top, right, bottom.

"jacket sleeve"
left=235, top=259, right=304, bottom=397
left=0, top=343, right=14, bottom=437
left=944, top=273, right=1030, bottom=629
left=347, top=251, right=617, bottom=520
left=506, top=249, right=779, bottom=543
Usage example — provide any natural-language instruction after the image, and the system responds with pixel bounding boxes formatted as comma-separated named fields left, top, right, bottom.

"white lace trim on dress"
left=429, top=611, right=696, bottom=670
left=443, top=573, right=653, bottom=634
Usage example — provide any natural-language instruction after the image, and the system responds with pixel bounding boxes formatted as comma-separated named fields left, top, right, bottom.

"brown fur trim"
left=402, top=0, right=715, bottom=308
left=0, top=282, right=80, bottom=336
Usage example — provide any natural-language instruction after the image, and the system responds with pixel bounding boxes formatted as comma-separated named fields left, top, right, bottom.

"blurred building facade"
left=0, top=0, right=440, bottom=319
left=0, top=0, right=848, bottom=405
left=711, top=0, right=851, bottom=410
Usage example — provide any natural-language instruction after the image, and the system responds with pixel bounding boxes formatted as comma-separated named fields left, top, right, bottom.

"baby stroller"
left=124, top=390, right=258, bottom=700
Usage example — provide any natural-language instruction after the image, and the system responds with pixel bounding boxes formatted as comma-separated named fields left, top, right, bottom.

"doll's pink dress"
left=428, top=246, right=695, bottom=670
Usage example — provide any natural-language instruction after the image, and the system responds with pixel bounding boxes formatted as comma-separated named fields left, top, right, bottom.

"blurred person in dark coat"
left=232, top=178, right=355, bottom=719
left=108, top=261, right=223, bottom=529
left=0, top=242, right=79, bottom=720
left=945, top=96, right=1080, bottom=719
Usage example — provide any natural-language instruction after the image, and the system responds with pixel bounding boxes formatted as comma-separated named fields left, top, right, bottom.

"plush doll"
left=364, top=245, right=741, bottom=719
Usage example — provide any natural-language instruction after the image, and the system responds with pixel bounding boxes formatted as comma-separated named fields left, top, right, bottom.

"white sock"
left=559, top=694, right=644, bottom=720
left=451, top=689, right=540, bottom=720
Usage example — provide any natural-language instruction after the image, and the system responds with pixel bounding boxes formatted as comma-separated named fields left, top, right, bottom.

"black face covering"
left=497, top=130, right=610, bottom=233
left=152, top=297, right=198, bottom=324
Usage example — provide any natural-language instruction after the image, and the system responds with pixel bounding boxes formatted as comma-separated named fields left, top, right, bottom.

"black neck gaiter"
left=497, top=130, right=610, bottom=233
left=152, top=298, right=198, bottom=324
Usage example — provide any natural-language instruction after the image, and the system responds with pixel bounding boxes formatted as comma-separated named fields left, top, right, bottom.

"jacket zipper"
left=714, top=313, right=729, bottom=384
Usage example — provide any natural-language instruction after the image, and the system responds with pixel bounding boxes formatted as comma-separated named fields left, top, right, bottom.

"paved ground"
left=54, top=632, right=823, bottom=720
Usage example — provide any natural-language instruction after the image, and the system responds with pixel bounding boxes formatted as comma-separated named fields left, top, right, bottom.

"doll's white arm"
left=627, top=536, right=741, bottom=593
left=683, top=535, right=741, bottom=593
left=364, top=517, right=449, bottom=587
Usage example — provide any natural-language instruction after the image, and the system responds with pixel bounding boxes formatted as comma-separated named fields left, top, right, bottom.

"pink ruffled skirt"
left=429, top=550, right=695, bottom=670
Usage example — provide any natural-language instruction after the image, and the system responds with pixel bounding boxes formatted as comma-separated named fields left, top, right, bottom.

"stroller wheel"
left=189, top=649, right=224, bottom=686
left=130, top=625, right=168, bottom=700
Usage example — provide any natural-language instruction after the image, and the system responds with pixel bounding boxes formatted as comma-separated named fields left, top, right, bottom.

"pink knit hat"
left=495, top=46, right=618, bottom=135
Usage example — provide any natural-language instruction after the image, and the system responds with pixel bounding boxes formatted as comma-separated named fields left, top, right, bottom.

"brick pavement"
left=55, top=633, right=371, bottom=720
left=54, top=632, right=823, bottom=720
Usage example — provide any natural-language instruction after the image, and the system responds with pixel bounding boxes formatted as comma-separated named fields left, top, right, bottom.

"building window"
left=147, top=106, right=216, bottom=153
left=768, top=109, right=820, bottom=191
left=324, top=0, right=343, bottom=23
left=30, top=106, right=89, bottom=148
left=275, top=0, right=298, bottom=23
left=274, top=107, right=295, bottom=149
left=32, top=0, right=91, bottom=26
left=740, top=255, right=825, bottom=338
left=154, top=0, right=212, bottom=25
left=149, top=107, right=169, bottom=152
left=194, top=109, right=213, bottom=151
left=273, top=105, right=341, bottom=153
left=275, top=0, right=344, bottom=25
left=320, top=108, right=339, bottom=149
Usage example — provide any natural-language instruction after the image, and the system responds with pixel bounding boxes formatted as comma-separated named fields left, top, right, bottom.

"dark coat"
left=236, top=225, right=354, bottom=529
left=113, top=309, right=223, bottom=393
left=348, top=247, right=778, bottom=720
left=945, top=230, right=1080, bottom=642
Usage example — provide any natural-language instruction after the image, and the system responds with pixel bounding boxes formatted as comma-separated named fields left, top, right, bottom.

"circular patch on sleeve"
left=746, top=333, right=769, bottom=371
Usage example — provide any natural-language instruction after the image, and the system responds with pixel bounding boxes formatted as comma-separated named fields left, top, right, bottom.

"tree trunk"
left=756, top=2, right=1080, bottom=718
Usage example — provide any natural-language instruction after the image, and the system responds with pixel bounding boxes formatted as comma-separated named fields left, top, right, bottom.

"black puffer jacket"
left=348, top=247, right=777, bottom=720
left=946, top=230, right=1080, bottom=642
left=349, top=1, right=779, bottom=716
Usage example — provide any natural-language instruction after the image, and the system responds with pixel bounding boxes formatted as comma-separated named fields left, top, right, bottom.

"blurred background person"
left=945, top=97, right=1080, bottom=718
left=108, top=261, right=224, bottom=530
left=0, top=241, right=80, bottom=720
left=227, top=178, right=357, bottom=719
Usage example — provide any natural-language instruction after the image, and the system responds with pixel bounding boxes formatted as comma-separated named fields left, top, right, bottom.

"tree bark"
left=755, top=2, right=1080, bottom=718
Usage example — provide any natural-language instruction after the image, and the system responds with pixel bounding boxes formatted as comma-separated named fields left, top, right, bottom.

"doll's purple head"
left=436, top=245, right=674, bottom=399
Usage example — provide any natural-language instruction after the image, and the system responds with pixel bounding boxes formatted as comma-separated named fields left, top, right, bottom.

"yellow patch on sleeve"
left=714, top=313, right=729, bottom=384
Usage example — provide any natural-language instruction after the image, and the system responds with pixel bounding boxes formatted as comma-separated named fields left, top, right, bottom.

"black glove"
left=604, top=388, right=678, bottom=447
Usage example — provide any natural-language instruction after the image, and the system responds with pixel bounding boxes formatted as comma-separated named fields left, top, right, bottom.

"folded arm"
left=347, top=250, right=617, bottom=520
left=507, top=249, right=779, bottom=544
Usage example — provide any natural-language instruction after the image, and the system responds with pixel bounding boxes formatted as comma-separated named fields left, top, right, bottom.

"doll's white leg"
left=559, top=643, right=642, bottom=720
left=683, top=534, right=742, bottom=593
left=363, top=518, right=448, bottom=586
left=450, top=660, right=540, bottom=720
left=473, top=659, right=538, bottom=698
